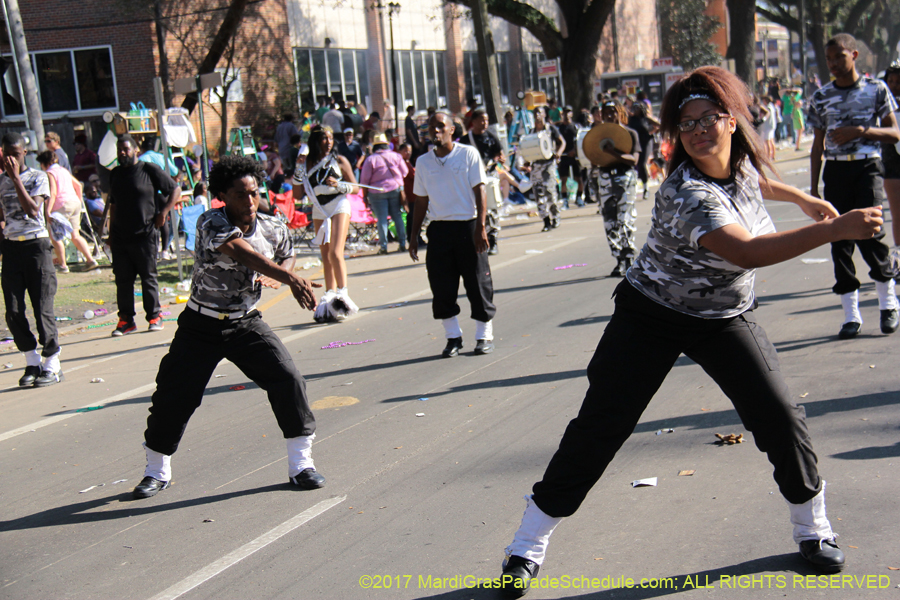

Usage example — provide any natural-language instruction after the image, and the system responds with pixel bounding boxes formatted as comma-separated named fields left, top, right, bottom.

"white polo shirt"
left=413, top=143, right=487, bottom=221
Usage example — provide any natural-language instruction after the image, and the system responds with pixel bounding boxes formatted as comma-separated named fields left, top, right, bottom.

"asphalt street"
left=1, top=154, right=898, bottom=600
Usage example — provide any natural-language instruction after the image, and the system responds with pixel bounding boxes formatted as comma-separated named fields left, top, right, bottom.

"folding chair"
left=181, top=203, right=206, bottom=254
left=347, top=193, right=378, bottom=246
left=270, top=191, right=315, bottom=248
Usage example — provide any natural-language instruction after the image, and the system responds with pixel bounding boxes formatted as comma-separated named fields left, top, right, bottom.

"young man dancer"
left=133, top=155, right=325, bottom=499
left=808, top=33, right=900, bottom=338
left=407, top=112, right=496, bottom=358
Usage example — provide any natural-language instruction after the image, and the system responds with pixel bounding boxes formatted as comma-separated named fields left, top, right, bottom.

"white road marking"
left=146, top=496, right=346, bottom=600
left=0, top=383, right=156, bottom=443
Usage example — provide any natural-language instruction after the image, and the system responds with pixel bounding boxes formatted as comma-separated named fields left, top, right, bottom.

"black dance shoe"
left=289, top=468, right=326, bottom=489
left=18, top=365, right=42, bottom=387
left=33, top=370, right=64, bottom=387
left=474, top=339, right=494, bottom=355
left=133, top=476, right=170, bottom=499
left=541, top=217, right=552, bottom=232
left=442, top=337, right=463, bottom=358
left=880, top=309, right=899, bottom=334
left=838, top=321, right=861, bottom=339
left=799, top=538, right=845, bottom=573
left=500, top=555, right=539, bottom=598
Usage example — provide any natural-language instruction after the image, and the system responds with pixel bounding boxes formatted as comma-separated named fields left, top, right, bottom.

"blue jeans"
left=368, top=189, right=406, bottom=250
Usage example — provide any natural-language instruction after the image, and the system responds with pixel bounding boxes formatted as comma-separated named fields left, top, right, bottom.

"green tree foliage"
left=658, top=0, right=723, bottom=70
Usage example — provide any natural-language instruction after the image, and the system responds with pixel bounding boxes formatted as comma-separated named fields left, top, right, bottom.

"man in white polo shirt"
left=408, top=112, right=496, bottom=358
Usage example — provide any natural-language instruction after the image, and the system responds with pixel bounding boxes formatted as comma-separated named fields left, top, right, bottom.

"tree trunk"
left=560, top=46, right=597, bottom=111
left=3, top=0, right=43, bottom=142
left=154, top=0, right=172, bottom=107
left=726, top=0, right=757, bottom=85
left=809, top=0, right=830, bottom=85
left=219, top=97, right=229, bottom=156
left=181, top=0, right=251, bottom=114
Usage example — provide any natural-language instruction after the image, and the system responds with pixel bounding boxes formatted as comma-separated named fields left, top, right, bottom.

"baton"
left=346, top=182, right=385, bottom=192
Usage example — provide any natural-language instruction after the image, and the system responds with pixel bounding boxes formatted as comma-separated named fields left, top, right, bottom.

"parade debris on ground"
left=715, top=433, right=744, bottom=445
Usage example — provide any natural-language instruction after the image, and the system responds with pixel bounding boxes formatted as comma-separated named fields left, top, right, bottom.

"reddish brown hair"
left=659, top=66, right=771, bottom=180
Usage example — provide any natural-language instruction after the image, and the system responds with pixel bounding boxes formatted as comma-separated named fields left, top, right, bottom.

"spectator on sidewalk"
left=275, top=114, right=300, bottom=173
left=360, top=133, right=408, bottom=254
left=71, top=134, right=98, bottom=183
left=36, top=151, right=98, bottom=272
left=107, top=135, right=180, bottom=337
left=0, top=132, right=64, bottom=387
left=44, top=132, right=70, bottom=172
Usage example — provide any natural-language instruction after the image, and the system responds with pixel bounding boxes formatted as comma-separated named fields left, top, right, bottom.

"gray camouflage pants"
left=591, top=166, right=637, bottom=261
left=532, top=159, right=560, bottom=220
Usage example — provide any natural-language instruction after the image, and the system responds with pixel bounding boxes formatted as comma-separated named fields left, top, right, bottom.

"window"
left=391, top=50, right=447, bottom=110
left=522, top=52, right=560, bottom=101
left=294, top=48, right=370, bottom=113
left=1, top=46, right=117, bottom=119
left=463, top=52, right=510, bottom=105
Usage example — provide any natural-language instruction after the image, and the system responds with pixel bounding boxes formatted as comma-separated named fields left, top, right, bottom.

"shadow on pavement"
left=0, top=484, right=295, bottom=532
left=831, top=441, right=900, bottom=460
left=410, top=553, right=818, bottom=599
left=380, top=370, right=584, bottom=403
left=633, top=389, right=900, bottom=435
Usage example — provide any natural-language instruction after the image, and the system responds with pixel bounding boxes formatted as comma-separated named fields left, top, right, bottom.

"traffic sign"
left=538, top=60, right=558, bottom=77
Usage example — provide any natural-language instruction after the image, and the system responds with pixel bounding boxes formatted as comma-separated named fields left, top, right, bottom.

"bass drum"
left=518, top=131, right=553, bottom=163
left=485, top=176, right=502, bottom=211
left=576, top=128, right=591, bottom=169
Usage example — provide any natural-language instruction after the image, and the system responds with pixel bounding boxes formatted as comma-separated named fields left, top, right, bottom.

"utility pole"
left=1, top=0, right=44, bottom=144
left=798, top=0, right=807, bottom=96
left=471, top=0, right=502, bottom=124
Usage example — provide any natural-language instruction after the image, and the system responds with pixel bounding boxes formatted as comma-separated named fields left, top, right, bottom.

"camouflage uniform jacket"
left=807, top=77, right=898, bottom=159
left=190, top=208, right=293, bottom=312
left=627, top=161, right=775, bottom=319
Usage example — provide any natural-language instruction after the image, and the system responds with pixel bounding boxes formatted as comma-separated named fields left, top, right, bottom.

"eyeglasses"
left=677, top=113, right=731, bottom=133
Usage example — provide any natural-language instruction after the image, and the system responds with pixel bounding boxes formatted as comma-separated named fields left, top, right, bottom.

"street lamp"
left=373, top=1, right=401, bottom=118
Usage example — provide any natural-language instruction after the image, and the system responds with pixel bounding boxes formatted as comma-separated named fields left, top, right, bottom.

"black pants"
left=144, top=308, right=316, bottom=456
left=1, top=238, right=59, bottom=357
left=112, top=233, right=160, bottom=322
left=532, top=281, right=821, bottom=518
left=426, top=220, right=496, bottom=322
left=823, top=159, right=892, bottom=294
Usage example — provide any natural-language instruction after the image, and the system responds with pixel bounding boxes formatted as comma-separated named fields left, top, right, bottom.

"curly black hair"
left=207, top=154, right=266, bottom=199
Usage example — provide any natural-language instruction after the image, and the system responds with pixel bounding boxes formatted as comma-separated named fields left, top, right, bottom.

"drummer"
left=530, top=111, right=566, bottom=232
left=589, top=100, right=641, bottom=276
left=458, top=110, right=503, bottom=255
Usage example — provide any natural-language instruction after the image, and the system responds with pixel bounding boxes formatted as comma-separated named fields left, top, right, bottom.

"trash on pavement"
left=215, top=374, right=226, bottom=378
left=321, top=339, right=375, bottom=349
left=715, top=433, right=744, bottom=445
left=800, top=258, right=828, bottom=264
left=554, top=264, right=588, bottom=270
left=656, top=428, right=674, bottom=435
left=632, top=477, right=657, bottom=487
left=525, top=249, right=543, bottom=254
left=55, top=316, right=73, bottom=321
left=84, top=310, right=95, bottom=319
left=90, top=378, right=105, bottom=383
left=75, top=406, right=104, bottom=412
left=229, top=385, right=246, bottom=391
left=112, top=479, right=127, bottom=484
left=3, top=363, right=13, bottom=369
left=82, top=299, right=105, bottom=305
left=415, top=413, right=425, bottom=417
left=419, top=397, right=429, bottom=401
left=678, top=470, right=696, bottom=476
left=79, top=486, right=97, bottom=493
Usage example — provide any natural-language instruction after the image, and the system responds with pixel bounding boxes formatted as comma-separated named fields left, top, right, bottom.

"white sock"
left=875, top=280, right=899, bottom=310
left=442, top=316, right=463, bottom=339
left=840, top=291, right=862, bottom=324
left=24, top=349, right=41, bottom=367
left=41, top=351, right=61, bottom=374
left=505, top=495, right=563, bottom=565
left=143, top=443, right=172, bottom=482
left=287, top=433, right=316, bottom=477
left=337, top=287, right=348, bottom=296
left=475, top=319, right=493, bottom=341
left=787, top=481, right=835, bottom=544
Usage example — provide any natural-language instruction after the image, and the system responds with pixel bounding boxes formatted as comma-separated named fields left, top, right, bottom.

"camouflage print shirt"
left=626, top=161, right=775, bottom=319
left=0, top=167, right=50, bottom=239
left=190, top=208, right=293, bottom=312
left=807, top=77, right=898, bottom=159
